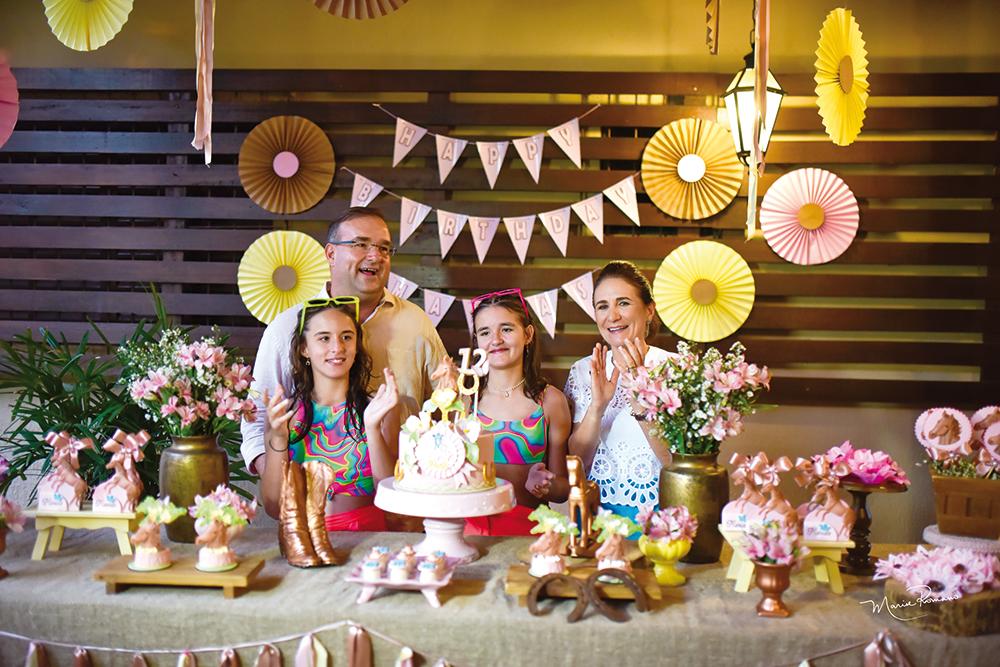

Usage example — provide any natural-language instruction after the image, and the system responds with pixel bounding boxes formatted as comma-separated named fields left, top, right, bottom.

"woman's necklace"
left=489, top=377, right=526, bottom=398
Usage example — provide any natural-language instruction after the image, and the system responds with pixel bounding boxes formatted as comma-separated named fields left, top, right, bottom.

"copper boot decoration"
left=279, top=461, right=321, bottom=567
left=304, top=460, right=340, bottom=565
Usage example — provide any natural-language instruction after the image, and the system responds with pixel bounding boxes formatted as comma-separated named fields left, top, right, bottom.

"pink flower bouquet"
left=636, top=505, right=699, bottom=543
left=823, top=441, right=910, bottom=487
left=874, top=546, right=999, bottom=599
left=0, top=498, right=26, bottom=533
left=741, top=519, right=809, bottom=566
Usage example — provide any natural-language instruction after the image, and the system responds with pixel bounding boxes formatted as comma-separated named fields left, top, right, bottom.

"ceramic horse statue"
left=566, top=455, right=600, bottom=557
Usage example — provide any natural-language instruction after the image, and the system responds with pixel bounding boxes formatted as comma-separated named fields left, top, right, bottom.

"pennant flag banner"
left=347, top=625, right=373, bottom=667
left=294, top=634, right=328, bottom=667
left=435, top=135, right=467, bottom=183
left=255, top=645, right=281, bottom=667
left=503, top=214, right=536, bottom=264
left=436, top=210, right=468, bottom=259
left=562, top=272, right=596, bottom=321
left=74, top=647, right=93, bottom=667
left=526, top=288, right=559, bottom=338
left=547, top=117, right=582, bottom=168
left=469, top=216, right=501, bottom=263
left=219, top=649, right=239, bottom=667
left=512, top=134, right=544, bottom=183
left=176, top=651, right=196, bottom=667
left=398, top=197, right=432, bottom=246
left=350, top=173, right=383, bottom=207
left=422, top=289, right=456, bottom=327
left=476, top=141, right=509, bottom=189
left=571, top=194, right=605, bottom=243
left=462, top=299, right=475, bottom=333
left=387, top=272, right=419, bottom=300
left=393, top=117, right=428, bottom=167
left=538, top=207, right=571, bottom=256
left=603, top=175, right=641, bottom=226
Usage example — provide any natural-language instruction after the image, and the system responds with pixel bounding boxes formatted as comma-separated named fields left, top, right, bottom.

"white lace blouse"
left=563, top=346, right=671, bottom=511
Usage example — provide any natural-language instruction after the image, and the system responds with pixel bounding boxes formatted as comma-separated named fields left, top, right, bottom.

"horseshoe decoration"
left=526, top=573, right=588, bottom=623
left=457, top=347, right=489, bottom=414
left=585, top=570, right=649, bottom=623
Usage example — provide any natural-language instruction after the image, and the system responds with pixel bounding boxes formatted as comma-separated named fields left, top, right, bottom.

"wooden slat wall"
left=1, top=69, right=997, bottom=405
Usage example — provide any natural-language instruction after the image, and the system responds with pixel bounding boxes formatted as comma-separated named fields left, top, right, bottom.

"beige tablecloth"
left=0, top=523, right=996, bottom=667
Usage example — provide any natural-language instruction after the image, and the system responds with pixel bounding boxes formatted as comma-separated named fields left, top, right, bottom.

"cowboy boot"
left=303, top=461, right=340, bottom=565
left=279, top=461, right=320, bottom=568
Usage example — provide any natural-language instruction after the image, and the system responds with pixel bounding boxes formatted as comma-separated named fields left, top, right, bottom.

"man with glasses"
left=240, top=206, right=447, bottom=478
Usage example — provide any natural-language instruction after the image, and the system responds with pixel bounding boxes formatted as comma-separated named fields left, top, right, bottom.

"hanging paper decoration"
left=294, top=634, right=328, bottom=667
left=399, top=197, right=432, bottom=246
left=347, top=625, right=372, bottom=667
left=653, top=240, right=755, bottom=343
left=73, top=648, right=93, bottom=667
left=132, top=654, right=150, bottom=667
left=177, top=651, right=196, bottom=667
left=435, top=135, right=468, bottom=183
left=192, top=0, right=215, bottom=165
left=562, top=272, right=596, bottom=321
left=42, top=0, right=134, bottom=51
left=392, top=117, right=428, bottom=166
left=760, top=168, right=859, bottom=265
left=512, top=134, right=545, bottom=183
left=641, top=118, right=743, bottom=221
left=219, top=649, right=239, bottom=667
left=705, top=0, right=720, bottom=55
left=254, top=645, right=281, bottom=667
left=526, top=289, right=559, bottom=339
left=476, top=141, right=509, bottom=189
left=350, top=172, right=384, bottom=207
left=547, top=117, right=582, bottom=168
left=313, top=0, right=410, bottom=20
left=571, top=194, right=604, bottom=243
left=395, top=647, right=415, bottom=667
left=503, top=214, right=535, bottom=264
left=387, top=272, right=419, bottom=300
left=469, top=216, right=501, bottom=264
left=461, top=299, right=475, bottom=333
left=422, top=289, right=456, bottom=327
left=436, top=210, right=467, bottom=259
left=239, top=116, right=335, bottom=215
left=603, top=175, right=641, bottom=226
left=538, top=207, right=571, bottom=256
left=815, top=8, right=870, bottom=146
left=0, top=54, right=19, bottom=150
left=237, top=231, right=329, bottom=324
left=25, top=642, right=50, bottom=667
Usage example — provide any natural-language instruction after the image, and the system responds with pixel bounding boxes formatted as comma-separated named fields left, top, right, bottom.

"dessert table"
left=0, top=523, right=997, bottom=667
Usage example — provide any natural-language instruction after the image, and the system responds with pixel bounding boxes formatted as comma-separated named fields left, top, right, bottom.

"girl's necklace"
left=489, top=377, right=526, bottom=399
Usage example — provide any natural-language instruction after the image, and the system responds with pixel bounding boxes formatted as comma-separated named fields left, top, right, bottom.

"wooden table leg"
left=48, top=525, right=65, bottom=552
left=105, top=582, right=126, bottom=595
left=735, top=559, right=755, bottom=593
left=115, top=528, right=133, bottom=556
left=31, top=528, right=51, bottom=561
left=814, top=555, right=830, bottom=583
left=826, top=559, right=844, bottom=594
left=421, top=588, right=442, bottom=608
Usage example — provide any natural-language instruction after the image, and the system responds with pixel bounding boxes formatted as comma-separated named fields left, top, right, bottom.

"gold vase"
left=159, top=434, right=229, bottom=543
left=658, top=452, right=728, bottom=563
left=754, top=561, right=792, bottom=617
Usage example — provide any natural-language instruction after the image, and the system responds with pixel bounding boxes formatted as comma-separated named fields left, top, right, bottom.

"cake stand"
left=375, top=478, right=515, bottom=564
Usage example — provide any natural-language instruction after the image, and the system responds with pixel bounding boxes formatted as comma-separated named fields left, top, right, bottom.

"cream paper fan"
left=653, top=240, right=755, bottom=343
left=641, top=118, right=743, bottom=221
left=43, top=0, right=134, bottom=52
left=815, top=8, right=870, bottom=146
left=238, top=231, right=329, bottom=324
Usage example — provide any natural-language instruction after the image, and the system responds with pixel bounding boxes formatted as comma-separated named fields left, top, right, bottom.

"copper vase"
left=754, top=561, right=792, bottom=618
left=658, top=452, right=728, bottom=563
left=159, top=434, right=229, bottom=543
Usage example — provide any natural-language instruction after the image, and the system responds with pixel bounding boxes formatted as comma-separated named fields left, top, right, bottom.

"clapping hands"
left=364, top=368, right=399, bottom=428
left=526, top=462, right=555, bottom=498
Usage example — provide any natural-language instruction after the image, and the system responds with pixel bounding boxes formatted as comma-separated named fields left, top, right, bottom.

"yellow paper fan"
left=641, top=118, right=744, bottom=221
left=653, top=240, right=755, bottom=343
left=238, top=231, right=329, bottom=324
left=313, top=0, right=409, bottom=20
left=239, top=116, right=335, bottom=215
left=815, top=8, right=870, bottom=146
left=43, top=0, right=134, bottom=52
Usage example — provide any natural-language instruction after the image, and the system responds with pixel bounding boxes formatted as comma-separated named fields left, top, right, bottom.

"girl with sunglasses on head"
left=259, top=297, right=400, bottom=532
left=465, top=289, right=570, bottom=536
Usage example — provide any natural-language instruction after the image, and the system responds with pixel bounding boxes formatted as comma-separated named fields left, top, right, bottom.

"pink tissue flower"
left=823, top=441, right=910, bottom=487
left=873, top=546, right=999, bottom=599
left=638, top=505, right=698, bottom=542
left=0, top=498, right=26, bottom=533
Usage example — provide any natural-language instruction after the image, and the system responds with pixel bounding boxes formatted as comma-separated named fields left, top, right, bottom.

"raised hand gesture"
left=611, top=336, right=650, bottom=381
left=263, top=385, right=294, bottom=451
left=589, top=343, right=619, bottom=413
left=526, top=462, right=555, bottom=498
left=364, top=368, right=399, bottom=428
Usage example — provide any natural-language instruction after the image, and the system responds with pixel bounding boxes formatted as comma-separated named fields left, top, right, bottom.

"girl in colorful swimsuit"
left=260, top=296, right=400, bottom=531
left=465, top=289, right=570, bottom=536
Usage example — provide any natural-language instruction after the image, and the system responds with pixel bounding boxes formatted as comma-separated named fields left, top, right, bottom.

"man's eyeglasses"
left=470, top=288, right=530, bottom=318
left=297, top=296, right=360, bottom=334
left=328, top=239, right=396, bottom=257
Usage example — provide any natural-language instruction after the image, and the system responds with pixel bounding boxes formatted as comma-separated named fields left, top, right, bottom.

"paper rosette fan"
left=239, top=116, right=335, bottom=215
left=0, top=55, right=18, bottom=149
left=641, top=118, right=743, bottom=220
left=760, top=168, right=859, bottom=265
left=313, top=0, right=409, bottom=19
left=238, top=231, right=329, bottom=324
left=653, top=240, right=755, bottom=343
left=43, top=0, right=134, bottom=52
left=815, top=8, right=870, bottom=146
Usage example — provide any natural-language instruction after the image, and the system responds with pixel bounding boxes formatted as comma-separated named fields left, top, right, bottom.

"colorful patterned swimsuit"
left=289, top=401, right=373, bottom=499
left=477, top=405, right=547, bottom=465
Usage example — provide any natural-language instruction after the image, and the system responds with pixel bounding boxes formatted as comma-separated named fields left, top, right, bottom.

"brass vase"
left=159, top=434, right=229, bottom=543
left=754, top=561, right=792, bottom=617
left=659, top=452, right=728, bottom=563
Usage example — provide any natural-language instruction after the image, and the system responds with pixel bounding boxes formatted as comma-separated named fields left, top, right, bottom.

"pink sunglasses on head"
left=470, top=288, right=530, bottom=318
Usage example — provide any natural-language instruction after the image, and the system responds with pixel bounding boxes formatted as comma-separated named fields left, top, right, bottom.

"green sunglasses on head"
left=297, top=295, right=360, bottom=334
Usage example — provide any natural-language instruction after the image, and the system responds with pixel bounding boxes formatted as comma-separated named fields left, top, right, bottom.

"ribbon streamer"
left=863, top=630, right=912, bottom=667
left=347, top=625, right=372, bottom=667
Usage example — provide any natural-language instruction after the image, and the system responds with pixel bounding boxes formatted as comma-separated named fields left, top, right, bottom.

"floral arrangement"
left=592, top=509, right=640, bottom=542
left=120, top=329, right=256, bottom=436
left=190, top=484, right=258, bottom=527
left=914, top=406, right=1000, bottom=480
left=741, top=520, right=809, bottom=566
left=627, top=341, right=770, bottom=455
left=0, top=498, right=26, bottom=533
left=874, top=546, right=999, bottom=599
left=822, top=441, right=910, bottom=487
left=636, top=505, right=699, bottom=543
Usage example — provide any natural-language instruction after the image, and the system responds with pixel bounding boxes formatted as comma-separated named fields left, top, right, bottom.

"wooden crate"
left=885, top=578, right=1000, bottom=636
left=931, top=475, right=1000, bottom=539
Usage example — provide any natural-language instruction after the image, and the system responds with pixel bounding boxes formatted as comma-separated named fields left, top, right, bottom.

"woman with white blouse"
left=564, top=261, right=673, bottom=522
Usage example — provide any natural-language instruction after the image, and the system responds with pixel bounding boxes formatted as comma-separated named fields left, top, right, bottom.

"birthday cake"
left=395, top=355, right=496, bottom=494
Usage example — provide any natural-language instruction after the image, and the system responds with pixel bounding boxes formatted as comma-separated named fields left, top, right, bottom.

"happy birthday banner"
left=346, top=168, right=641, bottom=262
left=374, top=104, right=602, bottom=187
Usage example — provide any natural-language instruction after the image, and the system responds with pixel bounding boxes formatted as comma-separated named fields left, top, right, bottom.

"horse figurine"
left=754, top=454, right=798, bottom=529
left=722, top=452, right=768, bottom=530
left=93, top=430, right=149, bottom=513
left=37, top=431, right=94, bottom=512
left=566, top=455, right=600, bottom=557
left=794, top=457, right=855, bottom=541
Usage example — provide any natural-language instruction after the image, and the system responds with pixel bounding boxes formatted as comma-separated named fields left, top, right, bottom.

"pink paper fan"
left=915, top=407, right=972, bottom=461
left=760, top=168, right=859, bottom=265
left=0, top=54, right=19, bottom=149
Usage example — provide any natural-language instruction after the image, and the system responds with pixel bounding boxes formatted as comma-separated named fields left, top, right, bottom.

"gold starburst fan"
left=641, top=118, right=744, bottom=221
left=313, top=0, right=410, bottom=19
left=239, top=116, right=335, bottom=215
left=43, top=0, right=134, bottom=52
left=238, top=231, right=329, bottom=324
left=653, top=240, right=755, bottom=343
left=815, top=8, right=870, bottom=146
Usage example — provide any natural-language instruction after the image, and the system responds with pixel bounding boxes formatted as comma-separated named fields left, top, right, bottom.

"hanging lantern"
left=721, top=51, right=786, bottom=166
